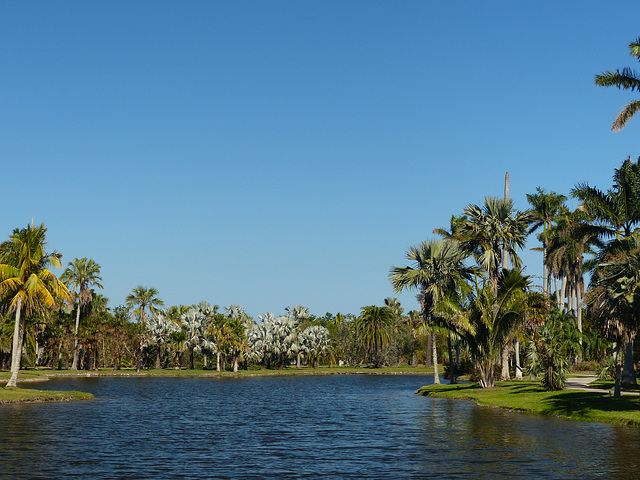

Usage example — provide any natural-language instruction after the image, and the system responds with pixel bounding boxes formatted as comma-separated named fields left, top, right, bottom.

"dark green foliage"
left=526, top=310, right=582, bottom=391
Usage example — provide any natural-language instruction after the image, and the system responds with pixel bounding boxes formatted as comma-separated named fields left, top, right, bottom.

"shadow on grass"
left=543, top=390, right=640, bottom=418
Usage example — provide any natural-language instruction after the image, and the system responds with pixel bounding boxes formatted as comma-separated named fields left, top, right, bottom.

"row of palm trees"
left=388, top=156, right=640, bottom=392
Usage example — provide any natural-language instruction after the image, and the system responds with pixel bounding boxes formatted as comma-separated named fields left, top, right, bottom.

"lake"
left=1, top=374, right=639, bottom=479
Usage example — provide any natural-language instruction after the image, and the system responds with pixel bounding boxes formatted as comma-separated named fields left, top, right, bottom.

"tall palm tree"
left=595, top=37, right=640, bottom=132
left=60, top=257, right=103, bottom=370
left=438, top=197, right=531, bottom=294
left=573, top=157, right=640, bottom=381
left=125, top=286, right=164, bottom=373
left=589, top=234, right=640, bottom=394
left=526, top=188, right=567, bottom=295
left=437, top=197, right=532, bottom=380
left=545, top=207, right=603, bottom=335
left=357, top=305, right=394, bottom=367
left=390, top=239, right=475, bottom=384
left=0, top=223, right=71, bottom=387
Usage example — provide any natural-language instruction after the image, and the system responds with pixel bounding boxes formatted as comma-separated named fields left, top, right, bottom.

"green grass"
left=417, top=380, right=640, bottom=427
left=0, top=387, right=93, bottom=404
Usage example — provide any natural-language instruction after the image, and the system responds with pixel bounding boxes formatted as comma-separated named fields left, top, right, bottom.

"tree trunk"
left=514, top=339, right=522, bottom=380
left=542, top=247, right=548, bottom=296
left=6, top=300, right=23, bottom=388
left=432, top=333, right=440, bottom=384
left=136, top=337, right=142, bottom=374
left=155, top=347, right=162, bottom=369
left=233, top=355, right=239, bottom=372
left=425, top=333, right=432, bottom=368
left=622, top=340, right=637, bottom=387
left=501, top=346, right=510, bottom=380
left=614, top=342, right=622, bottom=397
left=560, top=274, right=567, bottom=312
left=113, top=335, right=120, bottom=370
left=411, top=332, right=417, bottom=367
left=216, top=351, right=222, bottom=372
left=296, top=352, right=301, bottom=368
left=72, top=298, right=81, bottom=370
left=577, top=278, right=583, bottom=349
left=447, top=334, right=456, bottom=384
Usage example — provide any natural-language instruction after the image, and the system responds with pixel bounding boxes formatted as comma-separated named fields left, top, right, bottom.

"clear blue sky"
left=2, top=1, right=640, bottom=318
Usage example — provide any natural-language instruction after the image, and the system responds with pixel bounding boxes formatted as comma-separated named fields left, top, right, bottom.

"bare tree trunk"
left=514, top=339, right=522, bottom=379
left=542, top=248, right=548, bottom=296
left=411, top=332, right=417, bottom=367
left=432, top=333, right=440, bottom=384
left=501, top=346, right=510, bottom=380
left=155, top=347, right=162, bottom=369
left=614, top=342, right=622, bottom=397
left=577, top=278, right=583, bottom=347
left=72, top=298, right=81, bottom=370
left=622, top=340, right=637, bottom=387
left=425, top=333, right=432, bottom=368
left=216, top=351, right=222, bottom=372
left=6, top=300, right=23, bottom=388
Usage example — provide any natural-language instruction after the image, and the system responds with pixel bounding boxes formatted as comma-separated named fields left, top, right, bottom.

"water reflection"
left=0, top=375, right=638, bottom=479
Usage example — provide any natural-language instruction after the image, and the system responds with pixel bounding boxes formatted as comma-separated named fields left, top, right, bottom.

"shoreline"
left=417, top=380, right=640, bottom=428
left=1, top=366, right=435, bottom=404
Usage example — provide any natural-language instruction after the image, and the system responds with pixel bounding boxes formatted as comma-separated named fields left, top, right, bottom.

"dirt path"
left=565, top=375, right=637, bottom=396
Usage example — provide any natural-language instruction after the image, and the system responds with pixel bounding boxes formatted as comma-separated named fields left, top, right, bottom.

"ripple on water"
left=0, top=375, right=637, bottom=479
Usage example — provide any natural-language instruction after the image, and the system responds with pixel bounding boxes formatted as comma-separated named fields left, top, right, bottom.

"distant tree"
left=61, top=257, right=103, bottom=370
left=125, top=286, right=164, bottom=373
left=0, top=223, right=71, bottom=387
left=357, top=306, right=394, bottom=367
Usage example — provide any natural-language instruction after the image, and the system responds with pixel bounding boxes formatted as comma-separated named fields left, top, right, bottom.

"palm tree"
left=439, top=269, right=546, bottom=388
left=595, top=37, right=640, bottom=131
left=60, top=257, right=103, bottom=370
left=301, top=325, right=330, bottom=368
left=545, top=207, right=603, bottom=335
left=357, top=305, right=393, bottom=367
left=526, top=188, right=567, bottom=295
left=572, top=157, right=640, bottom=239
left=125, top=286, right=164, bottom=373
left=588, top=234, right=640, bottom=395
left=390, top=239, right=475, bottom=383
left=0, top=223, right=71, bottom=387
left=573, top=157, right=640, bottom=381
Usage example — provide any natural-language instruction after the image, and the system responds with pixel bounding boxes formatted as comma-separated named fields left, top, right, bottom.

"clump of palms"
left=438, top=269, right=546, bottom=388
left=0, top=223, right=70, bottom=387
left=390, top=238, right=475, bottom=383
left=526, top=309, right=582, bottom=391
left=357, top=305, right=394, bottom=367
left=126, top=286, right=164, bottom=373
left=61, top=257, right=103, bottom=370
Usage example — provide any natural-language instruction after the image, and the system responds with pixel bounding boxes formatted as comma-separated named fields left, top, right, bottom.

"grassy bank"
left=0, top=387, right=93, bottom=405
left=417, top=380, right=640, bottom=427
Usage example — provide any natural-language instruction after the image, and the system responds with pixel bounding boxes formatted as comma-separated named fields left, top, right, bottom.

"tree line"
left=3, top=36, right=640, bottom=391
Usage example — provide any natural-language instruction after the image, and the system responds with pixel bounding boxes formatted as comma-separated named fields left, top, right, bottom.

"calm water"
left=1, top=374, right=639, bottom=479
